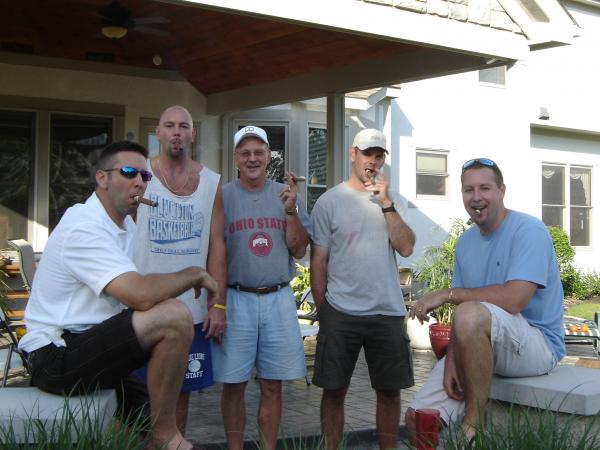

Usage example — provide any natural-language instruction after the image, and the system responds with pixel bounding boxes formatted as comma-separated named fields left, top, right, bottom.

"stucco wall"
left=0, top=62, right=222, bottom=170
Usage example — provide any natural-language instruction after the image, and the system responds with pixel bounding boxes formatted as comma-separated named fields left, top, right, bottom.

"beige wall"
left=0, top=62, right=221, bottom=166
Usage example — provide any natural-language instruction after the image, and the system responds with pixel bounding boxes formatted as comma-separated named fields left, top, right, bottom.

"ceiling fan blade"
left=133, top=16, right=169, bottom=25
left=135, top=26, right=169, bottom=37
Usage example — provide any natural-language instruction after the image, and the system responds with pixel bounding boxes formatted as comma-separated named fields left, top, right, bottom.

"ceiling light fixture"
left=101, top=25, right=128, bottom=39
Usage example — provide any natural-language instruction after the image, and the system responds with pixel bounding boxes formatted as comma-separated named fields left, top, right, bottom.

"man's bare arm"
left=411, top=280, right=537, bottom=323
left=382, top=206, right=415, bottom=257
left=207, top=184, right=227, bottom=308
left=204, top=184, right=227, bottom=339
left=310, top=243, right=329, bottom=308
left=105, top=267, right=217, bottom=311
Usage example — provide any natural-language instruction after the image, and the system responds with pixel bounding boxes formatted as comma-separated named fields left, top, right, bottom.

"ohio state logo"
left=248, top=232, right=272, bottom=257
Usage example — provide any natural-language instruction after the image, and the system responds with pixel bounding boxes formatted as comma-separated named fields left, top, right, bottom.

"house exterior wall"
left=383, top=0, right=600, bottom=272
left=0, top=62, right=212, bottom=251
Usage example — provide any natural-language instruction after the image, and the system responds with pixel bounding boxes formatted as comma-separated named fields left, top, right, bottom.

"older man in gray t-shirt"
left=311, top=129, right=415, bottom=450
left=212, top=125, right=311, bottom=450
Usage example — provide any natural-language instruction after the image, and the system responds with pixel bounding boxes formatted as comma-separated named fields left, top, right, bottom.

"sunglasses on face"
left=461, top=158, right=497, bottom=174
left=103, top=166, right=152, bottom=182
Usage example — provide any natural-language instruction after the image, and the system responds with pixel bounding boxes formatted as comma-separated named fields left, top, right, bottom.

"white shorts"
left=410, top=302, right=557, bottom=424
left=212, top=285, right=306, bottom=383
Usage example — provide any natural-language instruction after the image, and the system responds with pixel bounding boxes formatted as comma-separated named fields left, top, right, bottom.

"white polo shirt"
left=19, top=193, right=137, bottom=353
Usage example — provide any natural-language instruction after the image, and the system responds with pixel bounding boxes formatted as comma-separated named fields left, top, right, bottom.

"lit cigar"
left=134, top=196, right=158, bottom=207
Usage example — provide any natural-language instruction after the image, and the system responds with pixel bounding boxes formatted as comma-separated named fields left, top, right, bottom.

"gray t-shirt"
left=223, top=179, right=312, bottom=287
left=311, top=182, right=408, bottom=316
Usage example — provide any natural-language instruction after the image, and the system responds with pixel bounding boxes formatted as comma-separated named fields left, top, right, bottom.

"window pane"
left=308, top=128, right=327, bottom=185
left=541, top=165, right=564, bottom=205
left=542, top=205, right=563, bottom=229
left=570, top=207, right=589, bottom=246
left=479, top=66, right=506, bottom=85
left=0, top=110, right=35, bottom=248
left=417, top=174, right=446, bottom=196
left=307, top=186, right=326, bottom=213
left=50, top=114, right=112, bottom=230
left=416, top=153, right=446, bottom=173
left=570, top=167, right=591, bottom=207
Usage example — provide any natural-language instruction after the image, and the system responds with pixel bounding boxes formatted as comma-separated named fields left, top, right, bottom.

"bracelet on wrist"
left=381, top=202, right=396, bottom=214
left=211, top=303, right=226, bottom=311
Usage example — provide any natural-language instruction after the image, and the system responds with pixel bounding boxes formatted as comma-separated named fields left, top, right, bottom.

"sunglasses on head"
left=461, top=158, right=497, bottom=174
left=103, top=166, right=152, bottom=182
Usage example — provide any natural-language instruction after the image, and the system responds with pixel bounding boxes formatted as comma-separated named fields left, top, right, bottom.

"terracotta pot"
left=429, top=323, right=451, bottom=360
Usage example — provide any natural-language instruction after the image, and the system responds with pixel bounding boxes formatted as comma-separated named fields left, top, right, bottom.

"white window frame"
left=542, top=162, right=593, bottom=247
left=415, top=149, right=449, bottom=199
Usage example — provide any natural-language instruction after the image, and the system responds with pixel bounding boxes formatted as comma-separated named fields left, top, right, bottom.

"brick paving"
left=2, top=337, right=597, bottom=449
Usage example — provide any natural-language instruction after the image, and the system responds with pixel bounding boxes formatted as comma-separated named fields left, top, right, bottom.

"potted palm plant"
left=415, top=219, right=467, bottom=359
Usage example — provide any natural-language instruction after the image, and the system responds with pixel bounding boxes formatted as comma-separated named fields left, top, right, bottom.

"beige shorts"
left=410, top=302, right=557, bottom=423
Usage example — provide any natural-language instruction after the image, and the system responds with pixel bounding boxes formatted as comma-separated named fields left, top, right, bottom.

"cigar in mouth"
left=134, top=196, right=158, bottom=207
left=474, top=209, right=481, bottom=216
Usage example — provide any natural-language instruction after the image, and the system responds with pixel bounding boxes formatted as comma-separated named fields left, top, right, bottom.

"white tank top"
left=134, top=163, right=220, bottom=323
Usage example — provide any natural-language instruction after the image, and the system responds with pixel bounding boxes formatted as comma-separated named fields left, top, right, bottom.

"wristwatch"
left=286, top=205, right=298, bottom=215
left=381, top=203, right=396, bottom=213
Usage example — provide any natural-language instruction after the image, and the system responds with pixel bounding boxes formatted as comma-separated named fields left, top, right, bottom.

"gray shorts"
left=410, top=302, right=557, bottom=423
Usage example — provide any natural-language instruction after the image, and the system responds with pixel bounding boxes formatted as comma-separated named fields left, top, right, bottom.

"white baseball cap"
left=352, top=129, right=388, bottom=154
left=234, top=125, right=269, bottom=149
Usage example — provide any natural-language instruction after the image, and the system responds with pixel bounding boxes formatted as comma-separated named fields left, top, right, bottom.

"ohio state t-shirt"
left=223, top=179, right=311, bottom=287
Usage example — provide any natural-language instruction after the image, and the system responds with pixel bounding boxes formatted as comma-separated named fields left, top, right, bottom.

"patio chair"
left=297, top=288, right=318, bottom=385
left=7, top=239, right=36, bottom=293
left=0, top=307, right=29, bottom=387
left=399, top=267, right=413, bottom=301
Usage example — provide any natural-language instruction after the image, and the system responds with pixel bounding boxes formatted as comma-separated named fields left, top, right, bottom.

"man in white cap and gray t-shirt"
left=212, top=125, right=312, bottom=450
left=310, top=128, right=416, bottom=450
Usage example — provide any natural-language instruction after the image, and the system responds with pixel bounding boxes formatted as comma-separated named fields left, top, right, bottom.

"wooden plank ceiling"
left=1, top=0, right=421, bottom=95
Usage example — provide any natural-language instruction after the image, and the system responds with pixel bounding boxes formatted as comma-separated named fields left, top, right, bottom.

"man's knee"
left=133, top=298, right=194, bottom=344
left=222, top=382, right=248, bottom=399
left=259, top=379, right=282, bottom=399
left=453, top=302, right=491, bottom=336
left=376, top=389, right=399, bottom=404
left=322, top=387, right=347, bottom=404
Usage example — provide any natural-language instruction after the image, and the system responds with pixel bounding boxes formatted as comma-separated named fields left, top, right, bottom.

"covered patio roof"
left=0, top=0, right=565, bottom=114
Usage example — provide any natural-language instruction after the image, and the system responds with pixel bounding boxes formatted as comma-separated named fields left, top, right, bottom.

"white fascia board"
left=164, top=0, right=529, bottom=61
left=497, top=0, right=577, bottom=46
left=532, top=120, right=600, bottom=136
left=367, top=87, right=403, bottom=106
left=206, top=49, right=488, bottom=114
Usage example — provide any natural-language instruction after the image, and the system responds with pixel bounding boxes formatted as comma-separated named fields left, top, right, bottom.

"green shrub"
left=571, top=271, right=600, bottom=300
left=547, top=226, right=580, bottom=297
left=290, top=263, right=310, bottom=308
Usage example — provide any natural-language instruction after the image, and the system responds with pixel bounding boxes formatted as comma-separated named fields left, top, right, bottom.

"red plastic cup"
left=415, top=408, right=440, bottom=450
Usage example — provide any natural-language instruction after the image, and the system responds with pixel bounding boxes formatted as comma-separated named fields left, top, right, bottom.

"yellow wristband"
left=211, top=303, right=226, bottom=311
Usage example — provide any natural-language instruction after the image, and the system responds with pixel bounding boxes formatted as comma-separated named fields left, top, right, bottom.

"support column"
left=326, top=93, right=345, bottom=188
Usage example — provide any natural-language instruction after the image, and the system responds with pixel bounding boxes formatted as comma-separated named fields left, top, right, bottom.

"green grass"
left=565, top=302, right=600, bottom=320
left=0, top=393, right=151, bottom=450
left=440, top=403, right=600, bottom=450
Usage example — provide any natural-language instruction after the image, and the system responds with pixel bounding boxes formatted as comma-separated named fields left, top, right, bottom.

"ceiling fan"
left=98, top=0, right=169, bottom=39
